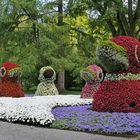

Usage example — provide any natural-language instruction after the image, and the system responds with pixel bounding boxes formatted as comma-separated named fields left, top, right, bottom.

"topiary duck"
left=80, top=64, right=104, bottom=98
left=93, top=36, right=140, bottom=112
left=0, top=62, right=25, bottom=97
left=35, top=66, right=59, bottom=96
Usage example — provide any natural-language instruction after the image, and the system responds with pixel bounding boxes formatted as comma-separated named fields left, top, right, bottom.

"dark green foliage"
left=67, top=0, right=140, bottom=38
left=96, top=41, right=129, bottom=72
left=67, top=1, right=88, bottom=17
left=0, top=0, right=111, bottom=89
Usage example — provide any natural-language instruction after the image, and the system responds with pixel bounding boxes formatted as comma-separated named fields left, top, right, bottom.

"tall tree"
left=57, top=0, right=66, bottom=93
left=38, top=0, right=111, bottom=89
left=68, top=0, right=140, bottom=38
left=0, top=0, right=39, bottom=88
left=39, top=0, right=74, bottom=93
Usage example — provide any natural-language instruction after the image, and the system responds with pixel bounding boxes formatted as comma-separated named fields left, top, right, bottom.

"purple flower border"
left=51, top=105, right=140, bottom=135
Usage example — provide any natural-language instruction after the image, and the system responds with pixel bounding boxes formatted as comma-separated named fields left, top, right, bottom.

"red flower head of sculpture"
left=111, top=36, right=140, bottom=73
left=0, top=62, right=24, bottom=97
left=0, top=62, right=21, bottom=82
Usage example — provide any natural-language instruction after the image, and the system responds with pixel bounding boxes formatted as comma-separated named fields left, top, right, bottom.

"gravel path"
left=0, top=121, right=137, bottom=140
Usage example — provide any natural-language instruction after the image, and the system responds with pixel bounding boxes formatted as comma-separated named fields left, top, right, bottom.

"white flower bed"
left=0, top=95, right=92, bottom=126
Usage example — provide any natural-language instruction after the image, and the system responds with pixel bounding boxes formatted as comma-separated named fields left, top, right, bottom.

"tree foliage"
left=1, top=0, right=130, bottom=90
left=68, top=0, right=140, bottom=38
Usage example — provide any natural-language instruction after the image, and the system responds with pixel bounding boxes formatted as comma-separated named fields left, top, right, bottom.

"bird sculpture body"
left=35, top=66, right=59, bottom=96
left=93, top=36, right=140, bottom=112
left=80, top=65, right=103, bottom=99
left=0, top=62, right=24, bottom=97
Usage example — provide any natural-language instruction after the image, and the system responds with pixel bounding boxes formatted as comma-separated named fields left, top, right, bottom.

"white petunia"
left=0, top=95, right=92, bottom=126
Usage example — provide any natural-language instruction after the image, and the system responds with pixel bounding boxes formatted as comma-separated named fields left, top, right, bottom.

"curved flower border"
left=51, top=105, right=140, bottom=135
left=0, top=95, right=92, bottom=126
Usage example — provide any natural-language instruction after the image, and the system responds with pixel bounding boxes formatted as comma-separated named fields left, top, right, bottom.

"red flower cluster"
left=111, top=36, right=140, bottom=74
left=0, top=81, right=25, bottom=97
left=80, top=83, right=100, bottom=98
left=93, top=80, right=140, bottom=112
left=0, top=62, right=24, bottom=97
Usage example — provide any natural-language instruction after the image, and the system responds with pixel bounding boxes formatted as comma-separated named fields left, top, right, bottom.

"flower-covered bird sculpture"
left=0, top=62, right=25, bottom=97
left=80, top=65, right=104, bottom=98
left=93, top=36, right=140, bottom=112
left=35, top=66, right=59, bottom=96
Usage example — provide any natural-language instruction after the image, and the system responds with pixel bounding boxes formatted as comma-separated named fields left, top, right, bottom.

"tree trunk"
left=128, top=0, right=135, bottom=36
left=58, top=0, right=63, bottom=26
left=57, top=0, right=66, bottom=93
left=57, top=71, right=65, bottom=93
left=107, top=21, right=118, bottom=37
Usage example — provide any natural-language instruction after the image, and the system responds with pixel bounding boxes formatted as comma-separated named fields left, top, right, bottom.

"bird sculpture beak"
left=8, top=67, right=21, bottom=82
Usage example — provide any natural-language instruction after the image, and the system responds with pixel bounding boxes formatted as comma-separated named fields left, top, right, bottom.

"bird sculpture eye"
left=0, top=67, right=6, bottom=77
left=96, top=71, right=104, bottom=83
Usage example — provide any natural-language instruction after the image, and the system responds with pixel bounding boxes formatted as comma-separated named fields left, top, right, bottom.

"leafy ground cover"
left=51, top=105, right=140, bottom=136
left=25, top=90, right=80, bottom=95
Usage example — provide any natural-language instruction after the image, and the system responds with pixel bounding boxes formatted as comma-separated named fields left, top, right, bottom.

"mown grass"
left=24, top=89, right=80, bottom=95
left=63, top=90, right=80, bottom=95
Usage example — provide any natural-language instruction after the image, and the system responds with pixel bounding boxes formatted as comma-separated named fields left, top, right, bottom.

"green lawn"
left=63, top=90, right=80, bottom=95
left=25, top=89, right=80, bottom=95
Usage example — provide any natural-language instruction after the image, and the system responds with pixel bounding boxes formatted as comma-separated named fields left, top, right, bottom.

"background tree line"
left=0, top=0, right=139, bottom=93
